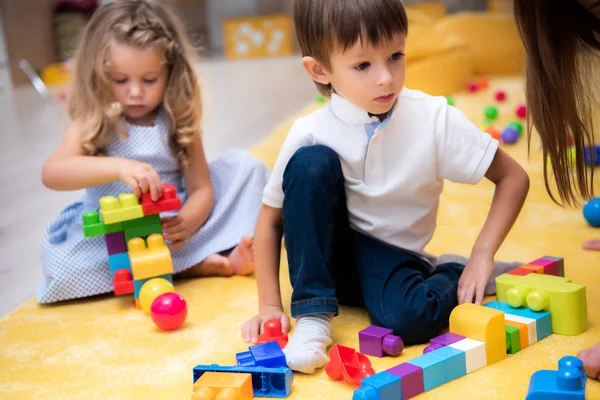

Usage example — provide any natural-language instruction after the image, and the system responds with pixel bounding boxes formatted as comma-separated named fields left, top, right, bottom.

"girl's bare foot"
left=179, top=254, right=233, bottom=277
left=229, top=236, right=255, bottom=275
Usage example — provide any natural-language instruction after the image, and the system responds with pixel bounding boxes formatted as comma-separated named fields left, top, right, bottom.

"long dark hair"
left=514, top=0, right=600, bottom=206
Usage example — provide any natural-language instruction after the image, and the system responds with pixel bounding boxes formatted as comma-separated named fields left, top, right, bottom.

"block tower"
left=82, top=183, right=182, bottom=308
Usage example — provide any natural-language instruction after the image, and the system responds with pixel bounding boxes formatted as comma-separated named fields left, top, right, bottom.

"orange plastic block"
left=128, top=234, right=174, bottom=280
left=521, top=265, right=544, bottom=274
left=135, top=299, right=141, bottom=309
left=140, top=183, right=182, bottom=215
left=449, top=303, right=506, bottom=365
left=99, top=193, right=144, bottom=224
left=192, top=372, right=253, bottom=400
left=507, top=267, right=535, bottom=276
left=505, top=320, right=529, bottom=349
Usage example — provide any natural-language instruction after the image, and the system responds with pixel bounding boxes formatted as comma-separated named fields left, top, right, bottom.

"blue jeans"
left=282, top=145, right=465, bottom=345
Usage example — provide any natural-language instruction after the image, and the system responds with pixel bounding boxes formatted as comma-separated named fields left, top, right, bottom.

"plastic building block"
left=526, top=356, right=586, bottom=400
left=423, top=343, right=444, bottom=354
left=352, top=371, right=402, bottom=400
left=257, top=319, right=288, bottom=349
left=505, top=314, right=537, bottom=345
left=505, top=320, right=529, bottom=349
left=105, top=231, right=127, bottom=255
left=123, top=214, right=162, bottom=245
left=82, top=211, right=123, bottom=237
left=543, top=256, right=564, bottom=277
left=448, top=338, right=486, bottom=374
left=108, top=252, right=131, bottom=275
left=99, top=193, right=144, bottom=224
left=430, top=332, right=465, bottom=347
left=449, top=303, right=506, bottom=365
left=140, top=183, right=182, bottom=215
left=358, top=325, right=404, bottom=358
left=432, top=345, right=467, bottom=382
left=192, top=372, right=253, bottom=400
left=505, top=325, right=521, bottom=354
left=496, top=273, right=587, bottom=335
left=133, top=273, right=173, bottom=299
left=193, top=365, right=293, bottom=398
left=406, top=352, right=447, bottom=391
left=128, top=234, right=174, bottom=280
left=507, top=267, right=535, bottom=276
left=236, top=342, right=287, bottom=368
left=521, top=264, right=544, bottom=274
left=387, top=363, right=424, bottom=399
left=529, top=256, right=564, bottom=277
left=113, top=269, right=134, bottom=295
left=484, top=301, right=553, bottom=341
left=326, top=344, right=375, bottom=387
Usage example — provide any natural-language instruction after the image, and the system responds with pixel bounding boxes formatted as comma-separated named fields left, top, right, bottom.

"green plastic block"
left=505, top=325, right=521, bottom=354
left=82, top=211, right=123, bottom=237
left=123, top=214, right=162, bottom=246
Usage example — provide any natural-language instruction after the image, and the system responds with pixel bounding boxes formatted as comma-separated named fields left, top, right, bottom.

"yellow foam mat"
left=2, top=76, right=600, bottom=399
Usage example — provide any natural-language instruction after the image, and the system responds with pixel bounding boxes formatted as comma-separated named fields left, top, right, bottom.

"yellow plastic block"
left=128, top=234, right=174, bottom=281
left=192, top=372, right=253, bottom=400
left=99, top=193, right=144, bottom=224
left=449, top=303, right=506, bottom=365
left=496, top=273, right=587, bottom=336
left=521, top=265, right=544, bottom=274
left=505, top=320, right=528, bottom=349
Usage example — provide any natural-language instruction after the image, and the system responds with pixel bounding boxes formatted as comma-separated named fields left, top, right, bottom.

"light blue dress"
left=37, top=110, right=270, bottom=303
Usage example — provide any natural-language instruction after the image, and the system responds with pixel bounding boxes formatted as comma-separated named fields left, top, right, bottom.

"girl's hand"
left=241, top=306, right=291, bottom=344
left=457, top=253, right=495, bottom=305
left=161, top=215, right=189, bottom=249
left=116, top=159, right=162, bottom=201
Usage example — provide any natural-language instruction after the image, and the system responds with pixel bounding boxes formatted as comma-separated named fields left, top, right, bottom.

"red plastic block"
left=507, top=267, right=535, bottom=276
left=113, top=269, right=134, bottom=295
left=325, top=344, right=375, bottom=387
left=140, top=183, right=182, bottom=215
left=257, top=319, right=289, bottom=349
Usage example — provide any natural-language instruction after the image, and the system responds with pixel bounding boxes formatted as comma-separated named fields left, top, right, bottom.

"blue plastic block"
left=431, top=346, right=466, bottom=382
left=250, top=342, right=287, bottom=368
left=406, top=351, right=446, bottom=391
left=353, top=371, right=402, bottom=400
left=237, top=351, right=257, bottom=367
left=192, top=364, right=293, bottom=398
left=132, top=273, right=173, bottom=298
left=526, top=356, right=586, bottom=400
left=108, top=253, right=131, bottom=276
left=485, top=301, right=552, bottom=341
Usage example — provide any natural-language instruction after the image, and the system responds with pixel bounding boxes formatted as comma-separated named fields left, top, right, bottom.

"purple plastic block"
left=423, top=342, right=444, bottom=354
left=105, top=231, right=127, bottom=255
left=430, top=332, right=465, bottom=347
left=387, top=363, right=425, bottom=399
left=359, top=325, right=403, bottom=357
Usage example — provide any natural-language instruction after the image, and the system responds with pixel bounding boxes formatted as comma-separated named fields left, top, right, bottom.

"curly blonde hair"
left=69, top=0, right=201, bottom=170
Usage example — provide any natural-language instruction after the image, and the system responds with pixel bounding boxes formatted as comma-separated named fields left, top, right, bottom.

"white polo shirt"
left=263, top=88, right=498, bottom=264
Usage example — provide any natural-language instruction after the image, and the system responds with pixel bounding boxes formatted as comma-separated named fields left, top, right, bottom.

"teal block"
left=133, top=273, right=173, bottom=299
left=108, top=253, right=131, bottom=276
left=485, top=301, right=552, bottom=341
left=353, top=371, right=402, bottom=400
left=431, top=346, right=466, bottom=382
left=407, top=352, right=446, bottom=391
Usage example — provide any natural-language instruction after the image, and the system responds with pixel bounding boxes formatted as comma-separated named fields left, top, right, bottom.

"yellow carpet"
left=2, top=76, right=600, bottom=399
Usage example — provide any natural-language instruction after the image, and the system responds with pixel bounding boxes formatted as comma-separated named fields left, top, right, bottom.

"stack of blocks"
left=353, top=256, right=589, bottom=399
left=82, top=183, right=181, bottom=308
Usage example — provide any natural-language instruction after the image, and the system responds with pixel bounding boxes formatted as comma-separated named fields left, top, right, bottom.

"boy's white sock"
left=436, top=254, right=522, bottom=296
left=282, top=313, right=333, bottom=374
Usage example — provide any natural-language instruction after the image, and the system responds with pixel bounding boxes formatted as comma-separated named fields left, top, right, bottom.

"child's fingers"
left=161, top=216, right=180, bottom=229
left=148, top=169, right=162, bottom=201
left=168, top=239, right=185, bottom=249
left=475, top=283, right=485, bottom=305
left=242, top=318, right=260, bottom=343
left=135, top=173, right=150, bottom=195
left=164, top=230, right=185, bottom=242
left=125, top=177, right=141, bottom=197
left=281, top=314, right=291, bottom=333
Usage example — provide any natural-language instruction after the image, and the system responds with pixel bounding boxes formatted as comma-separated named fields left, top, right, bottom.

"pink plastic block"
left=423, top=342, right=444, bottom=354
left=325, top=344, right=375, bottom=387
left=359, top=325, right=404, bottom=358
left=529, top=258, right=559, bottom=276
left=105, top=231, right=127, bottom=255
left=430, top=332, right=465, bottom=347
left=387, top=363, right=425, bottom=399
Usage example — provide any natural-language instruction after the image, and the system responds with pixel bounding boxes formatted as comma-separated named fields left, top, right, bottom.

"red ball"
left=467, top=82, right=479, bottom=93
left=150, top=292, right=187, bottom=331
left=495, top=91, right=507, bottom=102
left=516, top=104, right=527, bottom=119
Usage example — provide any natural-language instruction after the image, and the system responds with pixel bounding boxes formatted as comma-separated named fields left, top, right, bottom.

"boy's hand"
left=161, top=215, right=189, bottom=249
left=241, top=306, right=290, bottom=344
left=457, top=253, right=494, bottom=305
left=578, top=342, right=600, bottom=379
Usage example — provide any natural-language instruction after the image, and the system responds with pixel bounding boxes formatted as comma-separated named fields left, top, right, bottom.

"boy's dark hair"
left=293, top=0, right=408, bottom=96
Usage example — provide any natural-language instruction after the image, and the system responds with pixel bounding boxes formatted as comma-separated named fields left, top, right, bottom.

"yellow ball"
left=139, top=278, right=175, bottom=313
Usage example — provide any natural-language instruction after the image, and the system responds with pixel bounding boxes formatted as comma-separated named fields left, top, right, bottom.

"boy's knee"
left=284, top=145, right=341, bottom=184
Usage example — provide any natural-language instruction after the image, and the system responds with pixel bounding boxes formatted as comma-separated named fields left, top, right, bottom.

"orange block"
left=192, top=372, right=253, bottom=400
left=521, top=264, right=544, bottom=274
left=505, top=320, right=528, bottom=348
